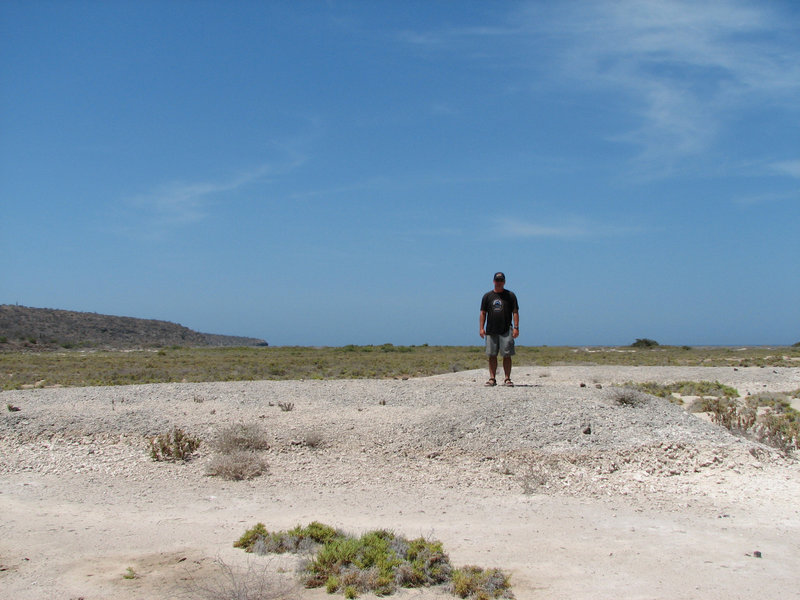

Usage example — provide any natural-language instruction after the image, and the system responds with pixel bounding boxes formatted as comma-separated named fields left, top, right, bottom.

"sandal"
left=484, top=378, right=497, bottom=387
left=503, top=378, right=514, bottom=387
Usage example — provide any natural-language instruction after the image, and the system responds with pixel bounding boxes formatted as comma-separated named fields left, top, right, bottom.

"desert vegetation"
left=234, top=522, right=513, bottom=599
left=623, top=380, right=740, bottom=403
left=2, top=344, right=799, bottom=390
left=205, top=423, right=270, bottom=480
left=148, top=427, right=201, bottom=461
left=622, top=382, right=799, bottom=454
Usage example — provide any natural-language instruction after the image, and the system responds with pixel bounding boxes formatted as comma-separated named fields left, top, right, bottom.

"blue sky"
left=2, top=1, right=798, bottom=346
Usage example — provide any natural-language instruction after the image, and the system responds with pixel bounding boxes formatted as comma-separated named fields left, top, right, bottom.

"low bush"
left=235, top=521, right=341, bottom=555
left=206, top=450, right=267, bottom=480
left=451, top=565, right=513, bottom=599
left=631, top=338, right=659, bottom=348
left=234, top=522, right=510, bottom=598
left=624, top=380, right=739, bottom=401
left=214, top=423, right=270, bottom=454
left=149, top=427, right=200, bottom=461
left=707, top=397, right=799, bottom=454
left=609, top=387, right=649, bottom=407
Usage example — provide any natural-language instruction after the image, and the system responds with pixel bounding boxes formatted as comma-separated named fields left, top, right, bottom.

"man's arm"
left=479, top=310, right=487, bottom=338
left=512, top=311, right=519, bottom=339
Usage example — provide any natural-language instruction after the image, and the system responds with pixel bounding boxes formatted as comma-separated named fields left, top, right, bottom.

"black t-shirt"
left=480, top=289, right=519, bottom=335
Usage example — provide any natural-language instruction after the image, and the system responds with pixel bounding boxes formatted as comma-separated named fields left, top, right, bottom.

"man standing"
left=479, top=272, right=519, bottom=387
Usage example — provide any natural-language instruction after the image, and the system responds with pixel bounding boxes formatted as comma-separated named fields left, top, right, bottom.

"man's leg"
left=502, top=356, right=512, bottom=381
left=488, top=355, right=498, bottom=381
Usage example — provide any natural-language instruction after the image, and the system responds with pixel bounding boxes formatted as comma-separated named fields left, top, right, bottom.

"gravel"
left=2, top=366, right=797, bottom=497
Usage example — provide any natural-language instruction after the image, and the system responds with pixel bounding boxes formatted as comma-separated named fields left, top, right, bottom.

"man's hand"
left=479, top=328, right=485, bottom=339
left=512, top=327, right=519, bottom=339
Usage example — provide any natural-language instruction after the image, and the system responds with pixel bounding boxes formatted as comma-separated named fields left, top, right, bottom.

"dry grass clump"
left=214, top=423, right=270, bottom=453
left=206, top=422, right=269, bottom=480
left=184, top=558, right=293, bottom=600
left=303, top=429, right=324, bottom=449
left=149, top=427, right=201, bottom=461
left=450, top=565, right=514, bottom=599
left=234, top=522, right=510, bottom=599
left=206, top=450, right=268, bottom=480
left=609, top=387, right=649, bottom=407
left=707, top=396, right=799, bottom=454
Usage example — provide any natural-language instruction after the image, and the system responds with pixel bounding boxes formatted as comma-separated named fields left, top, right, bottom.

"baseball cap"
left=493, top=272, right=506, bottom=281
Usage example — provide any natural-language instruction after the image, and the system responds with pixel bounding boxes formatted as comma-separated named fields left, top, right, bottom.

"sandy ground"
left=1, top=366, right=799, bottom=600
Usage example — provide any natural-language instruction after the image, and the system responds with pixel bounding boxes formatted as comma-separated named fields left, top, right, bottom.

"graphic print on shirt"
left=492, top=299, right=503, bottom=312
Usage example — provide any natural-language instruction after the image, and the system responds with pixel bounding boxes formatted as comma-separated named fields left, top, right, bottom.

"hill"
left=0, top=305, right=267, bottom=350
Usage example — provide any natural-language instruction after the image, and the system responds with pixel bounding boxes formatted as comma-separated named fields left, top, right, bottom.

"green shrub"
left=234, top=522, right=497, bottom=598
left=234, top=523, right=270, bottom=551
left=149, top=427, right=200, bottom=461
left=235, top=521, right=342, bottom=555
left=631, top=338, right=659, bottom=348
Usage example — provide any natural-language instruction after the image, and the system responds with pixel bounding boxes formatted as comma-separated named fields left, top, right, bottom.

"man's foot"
left=484, top=378, right=497, bottom=387
left=503, top=378, right=514, bottom=387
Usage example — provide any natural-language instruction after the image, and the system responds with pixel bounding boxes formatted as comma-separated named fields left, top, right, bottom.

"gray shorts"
left=485, top=327, right=515, bottom=357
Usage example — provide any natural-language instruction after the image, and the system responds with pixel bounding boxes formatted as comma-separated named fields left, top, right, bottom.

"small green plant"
left=149, top=427, right=201, bottom=461
left=277, top=401, right=294, bottom=412
left=123, top=566, right=137, bottom=580
left=326, top=576, right=340, bottom=594
left=343, top=585, right=358, bottom=599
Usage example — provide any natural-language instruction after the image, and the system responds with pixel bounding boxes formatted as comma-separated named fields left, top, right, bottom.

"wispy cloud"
left=494, top=217, right=643, bottom=239
left=532, top=0, right=800, bottom=167
left=770, top=160, right=800, bottom=179
left=735, top=189, right=799, bottom=206
left=123, top=154, right=305, bottom=232
left=398, top=1, right=800, bottom=173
